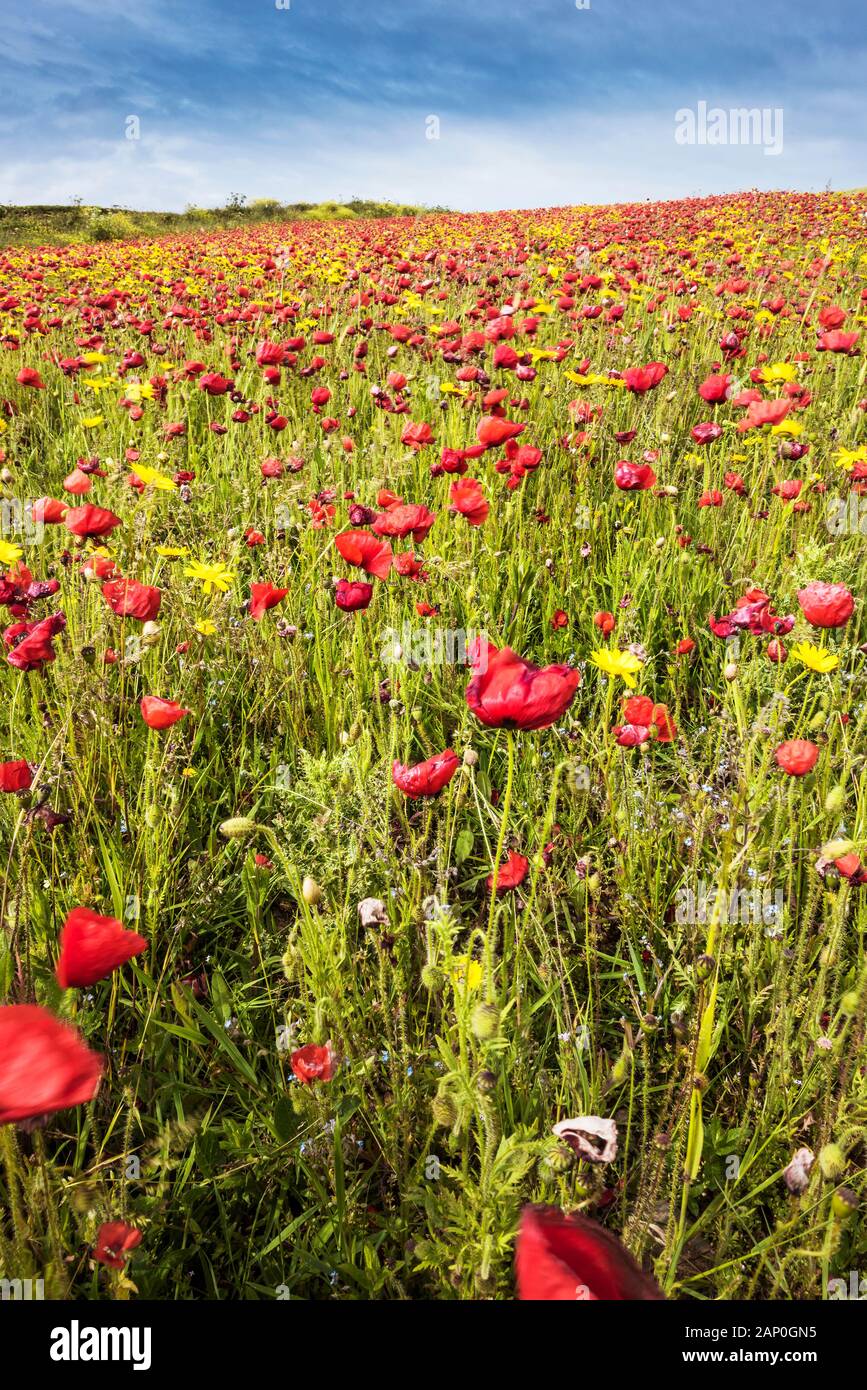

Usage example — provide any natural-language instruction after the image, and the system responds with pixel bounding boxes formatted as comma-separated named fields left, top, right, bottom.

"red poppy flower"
left=56, top=906, right=148, bottom=988
left=835, top=853, right=867, bottom=886
left=775, top=739, right=819, bottom=776
left=516, top=1205, right=663, bottom=1300
left=93, top=1221, right=142, bottom=1270
left=197, top=372, right=233, bottom=395
left=698, top=373, right=732, bottom=402
left=486, top=849, right=529, bottom=893
left=140, top=696, right=189, bottom=729
left=102, top=579, right=162, bottom=622
left=623, top=362, right=668, bottom=394
left=335, top=529, right=393, bottom=580
left=817, top=330, right=859, bottom=354
left=551, top=609, right=568, bottom=630
left=691, top=422, right=722, bottom=445
left=401, top=420, right=434, bottom=450
left=676, top=637, right=696, bottom=656
left=290, top=1041, right=337, bottom=1084
left=0, top=1004, right=103, bottom=1123
left=249, top=582, right=288, bottom=621
left=392, top=748, right=459, bottom=797
left=372, top=504, right=436, bottom=542
left=63, top=504, right=122, bottom=538
left=64, top=468, right=92, bottom=495
left=335, top=579, right=373, bottom=611
left=797, top=581, right=854, bottom=628
left=737, top=399, right=791, bottom=432
left=466, top=641, right=580, bottom=730
left=593, top=610, right=615, bottom=635
left=476, top=415, right=525, bottom=448
left=0, top=759, right=32, bottom=792
left=614, top=460, right=656, bottom=491
left=32, top=497, right=68, bottom=524
left=450, top=477, right=489, bottom=526
left=17, top=366, right=45, bottom=389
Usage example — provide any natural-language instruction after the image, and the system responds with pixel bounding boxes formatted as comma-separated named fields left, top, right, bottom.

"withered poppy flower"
left=93, top=1221, right=142, bottom=1269
left=775, top=739, right=819, bottom=776
left=466, top=641, right=580, bottom=731
left=0, top=1004, right=103, bottom=1123
left=0, top=759, right=32, bottom=792
left=63, top=505, right=121, bottom=538
left=102, top=579, right=162, bottom=622
left=6, top=611, right=66, bottom=671
left=56, top=906, right=147, bottom=988
left=486, top=849, right=529, bottom=893
left=515, top=1205, right=663, bottom=1300
left=140, top=696, right=189, bottom=729
left=290, top=1041, right=337, bottom=1084
left=392, top=748, right=459, bottom=797
left=335, top=579, right=372, bottom=611
left=335, top=529, right=393, bottom=580
left=797, top=581, right=854, bottom=628
left=249, top=582, right=288, bottom=621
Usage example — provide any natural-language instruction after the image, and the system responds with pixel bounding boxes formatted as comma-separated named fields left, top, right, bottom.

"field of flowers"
left=1, top=189, right=866, bottom=1301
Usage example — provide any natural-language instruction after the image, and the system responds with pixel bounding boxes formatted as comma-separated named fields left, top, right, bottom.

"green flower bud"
left=218, top=816, right=257, bottom=839
left=824, top=785, right=846, bottom=814
left=819, top=1142, right=846, bottom=1181
left=831, top=1187, right=858, bottom=1220
left=432, top=1089, right=457, bottom=1128
left=471, top=1003, right=500, bottom=1041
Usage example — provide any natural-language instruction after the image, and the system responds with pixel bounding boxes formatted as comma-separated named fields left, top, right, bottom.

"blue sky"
left=3, top=0, right=865, bottom=209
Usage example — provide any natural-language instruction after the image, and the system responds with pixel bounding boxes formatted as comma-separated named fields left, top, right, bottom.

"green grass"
left=0, top=197, right=443, bottom=247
